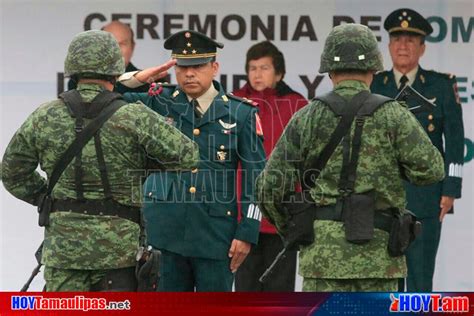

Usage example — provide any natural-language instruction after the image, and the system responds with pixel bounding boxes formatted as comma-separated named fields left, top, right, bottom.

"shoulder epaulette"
left=226, top=93, right=258, bottom=106
left=427, top=70, right=456, bottom=80
left=375, top=70, right=390, bottom=76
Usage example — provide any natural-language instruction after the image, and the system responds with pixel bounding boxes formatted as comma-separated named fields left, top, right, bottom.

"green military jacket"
left=124, top=81, right=266, bottom=260
left=371, top=67, right=464, bottom=218
left=257, top=80, right=444, bottom=279
left=2, top=83, right=199, bottom=269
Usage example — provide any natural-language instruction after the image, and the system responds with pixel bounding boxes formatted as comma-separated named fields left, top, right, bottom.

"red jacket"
left=233, top=81, right=308, bottom=234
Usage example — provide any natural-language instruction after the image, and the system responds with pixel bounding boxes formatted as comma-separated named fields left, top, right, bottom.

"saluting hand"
left=135, top=59, right=177, bottom=83
left=439, top=196, right=455, bottom=222
left=228, top=239, right=251, bottom=273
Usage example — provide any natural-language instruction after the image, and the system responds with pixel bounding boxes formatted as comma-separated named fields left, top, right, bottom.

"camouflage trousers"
left=302, top=278, right=398, bottom=292
left=44, top=266, right=108, bottom=291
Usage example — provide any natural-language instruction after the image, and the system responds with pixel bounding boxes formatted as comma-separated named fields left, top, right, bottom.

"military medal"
left=217, top=151, right=227, bottom=161
left=428, top=123, right=435, bottom=132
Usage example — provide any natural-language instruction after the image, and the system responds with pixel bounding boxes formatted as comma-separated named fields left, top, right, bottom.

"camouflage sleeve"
left=390, top=102, right=445, bottom=185
left=1, top=110, right=47, bottom=205
left=256, top=106, right=310, bottom=234
left=441, top=75, right=464, bottom=198
left=133, top=104, right=199, bottom=170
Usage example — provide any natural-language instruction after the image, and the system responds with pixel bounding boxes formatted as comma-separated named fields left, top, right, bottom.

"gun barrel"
left=20, top=264, right=42, bottom=292
left=258, top=247, right=288, bottom=283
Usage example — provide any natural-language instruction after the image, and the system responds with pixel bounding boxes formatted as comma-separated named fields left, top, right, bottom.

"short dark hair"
left=245, top=41, right=285, bottom=78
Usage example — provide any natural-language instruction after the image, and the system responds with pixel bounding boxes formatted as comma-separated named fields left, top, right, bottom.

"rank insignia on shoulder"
left=227, top=93, right=258, bottom=106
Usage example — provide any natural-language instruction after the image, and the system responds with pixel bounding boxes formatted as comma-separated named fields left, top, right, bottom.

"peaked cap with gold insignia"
left=164, top=30, right=224, bottom=66
left=384, top=8, right=433, bottom=37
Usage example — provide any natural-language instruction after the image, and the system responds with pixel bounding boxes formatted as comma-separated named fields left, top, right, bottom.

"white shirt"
left=187, top=83, right=219, bottom=115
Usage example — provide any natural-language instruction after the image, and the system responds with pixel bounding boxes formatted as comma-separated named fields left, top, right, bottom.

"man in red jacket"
left=234, top=41, right=307, bottom=291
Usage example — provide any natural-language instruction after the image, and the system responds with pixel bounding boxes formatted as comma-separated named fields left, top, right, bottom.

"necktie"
left=399, top=75, right=409, bottom=91
left=191, top=99, right=203, bottom=118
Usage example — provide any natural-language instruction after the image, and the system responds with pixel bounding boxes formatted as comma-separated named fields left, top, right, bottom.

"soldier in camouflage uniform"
left=371, top=8, right=464, bottom=292
left=256, top=24, right=445, bottom=291
left=1, top=30, right=199, bottom=291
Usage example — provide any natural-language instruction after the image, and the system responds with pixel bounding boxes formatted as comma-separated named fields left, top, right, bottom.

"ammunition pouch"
left=135, top=246, right=161, bottom=292
left=90, top=267, right=137, bottom=292
left=342, top=191, right=376, bottom=244
left=387, top=210, right=421, bottom=257
left=38, top=194, right=53, bottom=227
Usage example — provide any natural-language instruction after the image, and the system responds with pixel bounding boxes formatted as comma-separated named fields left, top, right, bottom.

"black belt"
left=51, top=199, right=141, bottom=224
left=315, top=205, right=393, bottom=233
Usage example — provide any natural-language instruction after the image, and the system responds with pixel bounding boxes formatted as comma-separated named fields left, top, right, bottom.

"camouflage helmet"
left=64, top=30, right=125, bottom=77
left=319, top=23, right=383, bottom=73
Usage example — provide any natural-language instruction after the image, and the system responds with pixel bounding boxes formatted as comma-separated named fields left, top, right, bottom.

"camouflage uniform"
left=1, top=31, right=199, bottom=291
left=256, top=24, right=445, bottom=292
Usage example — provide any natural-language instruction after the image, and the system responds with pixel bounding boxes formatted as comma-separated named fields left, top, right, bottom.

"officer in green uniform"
left=257, top=23, right=445, bottom=292
left=1, top=30, right=199, bottom=291
left=371, top=8, right=464, bottom=292
left=120, top=30, right=266, bottom=291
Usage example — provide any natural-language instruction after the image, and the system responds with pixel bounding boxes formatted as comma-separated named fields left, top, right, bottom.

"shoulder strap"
left=358, top=93, right=393, bottom=116
left=302, top=90, right=370, bottom=190
left=338, top=93, right=392, bottom=194
left=45, top=93, right=126, bottom=195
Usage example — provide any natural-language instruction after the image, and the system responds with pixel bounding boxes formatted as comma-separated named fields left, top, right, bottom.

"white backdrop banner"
left=1, top=0, right=473, bottom=291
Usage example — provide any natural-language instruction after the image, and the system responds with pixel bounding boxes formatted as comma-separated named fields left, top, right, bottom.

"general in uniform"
left=121, top=30, right=266, bottom=291
left=257, top=24, right=445, bottom=292
left=371, top=8, right=464, bottom=292
left=1, top=30, right=199, bottom=291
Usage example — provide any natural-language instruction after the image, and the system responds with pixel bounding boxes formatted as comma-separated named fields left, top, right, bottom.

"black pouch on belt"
left=38, top=194, right=53, bottom=227
left=342, top=191, right=376, bottom=244
left=387, top=209, right=421, bottom=257
left=283, top=191, right=318, bottom=250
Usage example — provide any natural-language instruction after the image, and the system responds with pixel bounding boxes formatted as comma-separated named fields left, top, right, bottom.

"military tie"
left=191, top=99, right=203, bottom=118
left=399, top=75, right=409, bottom=91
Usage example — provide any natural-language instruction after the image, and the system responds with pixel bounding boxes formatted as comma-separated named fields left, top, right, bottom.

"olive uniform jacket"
left=371, top=67, right=464, bottom=218
left=124, top=81, right=266, bottom=260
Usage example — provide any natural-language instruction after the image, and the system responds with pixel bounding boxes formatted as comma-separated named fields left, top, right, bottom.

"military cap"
left=384, top=8, right=433, bottom=36
left=164, top=30, right=224, bottom=66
